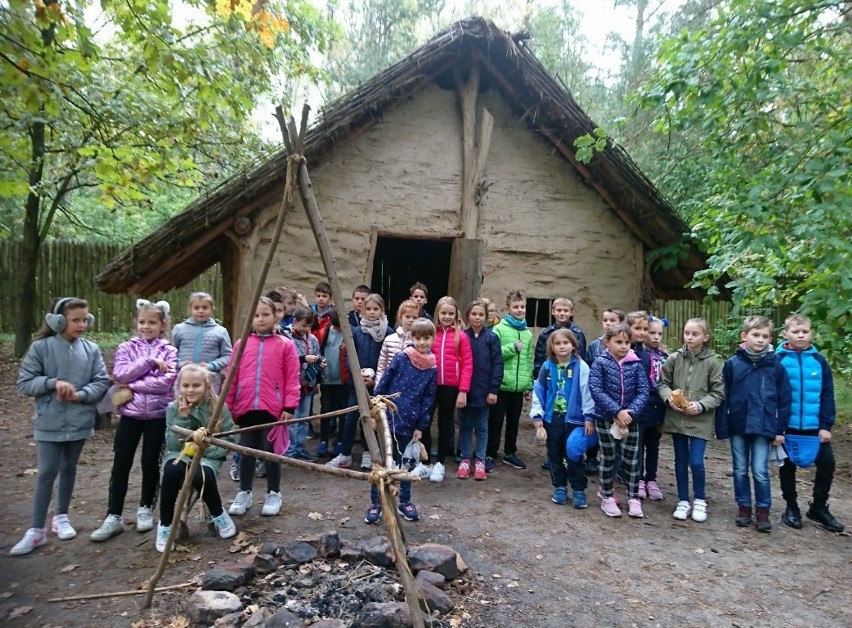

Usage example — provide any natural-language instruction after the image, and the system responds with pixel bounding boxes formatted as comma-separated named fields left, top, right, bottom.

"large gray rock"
left=266, top=608, right=303, bottom=627
left=259, top=540, right=279, bottom=556
left=188, top=590, right=243, bottom=625
left=202, top=563, right=255, bottom=591
left=280, top=540, right=318, bottom=565
left=351, top=602, right=413, bottom=628
left=318, top=530, right=341, bottom=557
left=340, top=541, right=364, bottom=561
left=415, top=569, right=446, bottom=589
left=407, top=544, right=461, bottom=580
left=362, top=536, right=395, bottom=568
left=213, top=610, right=244, bottom=627
left=416, top=579, right=454, bottom=615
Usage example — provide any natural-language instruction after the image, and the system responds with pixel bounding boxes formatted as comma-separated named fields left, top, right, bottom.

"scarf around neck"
left=404, top=346, right=436, bottom=370
left=504, top=315, right=527, bottom=331
left=360, top=315, right=389, bottom=342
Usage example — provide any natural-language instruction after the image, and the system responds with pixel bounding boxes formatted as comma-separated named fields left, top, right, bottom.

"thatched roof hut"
left=97, top=17, right=706, bottom=332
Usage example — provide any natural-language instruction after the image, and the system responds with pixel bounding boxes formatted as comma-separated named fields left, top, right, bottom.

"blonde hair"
left=187, top=292, right=214, bottom=313
left=177, top=364, right=215, bottom=405
left=547, top=328, right=579, bottom=360
left=552, top=297, right=574, bottom=310
left=684, top=317, right=712, bottom=347
left=626, top=310, right=649, bottom=326
left=365, top=293, right=386, bottom=313
left=784, top=313, right=811, bottom=330
left=396, top=299, right=420, bottom=324
left=742, top=315, right=773, bottom=334
left=435, top=296, right=463, bottom=354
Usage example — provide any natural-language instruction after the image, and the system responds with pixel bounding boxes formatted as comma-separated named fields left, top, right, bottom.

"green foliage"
left=633, top=0, right=852, bottom=369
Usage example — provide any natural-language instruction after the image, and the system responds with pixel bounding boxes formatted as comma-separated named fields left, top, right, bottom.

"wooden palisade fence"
left=0, top=240, right=222, bottom=333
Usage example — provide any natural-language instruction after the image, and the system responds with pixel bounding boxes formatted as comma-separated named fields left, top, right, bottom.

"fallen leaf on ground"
left=695, top=548, right=705, bottom=554
left=9, top=606, right=33, bottom=619
left=507, top=581, right=519, bottom=588
left=428, top=514, right=441, bottom=520
left=307, top=512, right=324, bottom=520
left=60, top=564, right=80, bottom=573
left=0, top=592, right=12, bottom=599
left=20, top=468, right=37, bottom=476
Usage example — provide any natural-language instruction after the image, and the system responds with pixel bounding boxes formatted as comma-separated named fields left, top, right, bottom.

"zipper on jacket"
left=439, top=328, right=448, bottom=386
left=516, top=331, right=521, bottom=391
left=254, top=337, right=265, bottom=410
left=194, top=323, right=204, bottom=363
left=797, top=352, right=804, bottom=430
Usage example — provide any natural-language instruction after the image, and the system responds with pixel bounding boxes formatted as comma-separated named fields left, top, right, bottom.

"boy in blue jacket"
left=715, top=315, right=792, bottom=532
left=776, top=314, right=843, bottom=532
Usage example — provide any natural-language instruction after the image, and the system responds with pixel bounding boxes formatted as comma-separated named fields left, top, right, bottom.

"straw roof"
left=96, top=16, right=706, bottom=299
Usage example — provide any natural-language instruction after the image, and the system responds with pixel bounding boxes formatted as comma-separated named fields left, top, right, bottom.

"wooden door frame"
left=362, top=226, right=464, bottom=285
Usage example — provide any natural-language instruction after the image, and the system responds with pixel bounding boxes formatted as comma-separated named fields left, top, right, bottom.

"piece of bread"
left=669, top=389, right=689, bottom=410
left=112, top=386, right=133, bottom=407
left=536, top=426, right=547, bottom=442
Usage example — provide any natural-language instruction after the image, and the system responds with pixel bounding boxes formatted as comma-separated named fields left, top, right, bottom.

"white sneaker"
left=261, top=491, right=282, bottom=516
left=52, top=514, right=76, bottom=540
left=673, top=500, right=692, bottom=521
left=326, top=454, right=352, bottom=469
left=136, top=506, right=154, bottom=532
left=691, top=499, right=708, bottom=522
left=10, top=528, right=47, bottom=555
left=91, top=514, right=124, bottom=541
left=412, top=462, right=432, bottom=478
left=155, top=523, right=171, bottom=553
left=229, top=490, right=253, bottom=516
left=212, top=511, right=237, bottom=538
left=430, top=462, right=445, bottom=483
left=361, top=451, right=373, bottom=470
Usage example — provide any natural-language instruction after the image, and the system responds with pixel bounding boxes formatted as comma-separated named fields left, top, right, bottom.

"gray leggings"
left=32, top=439, right=86, bottom=529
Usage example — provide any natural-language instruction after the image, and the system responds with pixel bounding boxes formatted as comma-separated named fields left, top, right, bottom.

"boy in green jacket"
left=486, top=289, right=534, bottom=470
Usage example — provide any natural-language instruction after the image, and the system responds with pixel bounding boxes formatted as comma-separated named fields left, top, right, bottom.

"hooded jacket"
left=658, top=346, right=724, bottom=440
left=775, top=343, right=834, bottom=432
left=376, top=326, right=410, bottom=387
left=464, top=326, right=503, bottom=407
left=225, top=332, right=301, bottom=421
left=112, top=337, right=178, bottom=419
left=17, top=334, right=110, bottom=442
left=530, top=356, right=595, bottom=425
left=374, top=351, right=437, bottom=435
left=164, top=399, right=237, bottom=473
left=588, top=349, right=650, bottom=421
left=432, top=325, right=473, bottom=392
left=171, top=317, right=232, bottom=372
left=492, top=317, right=534, bottom=393
left=714, top=349, right=792, bottom=440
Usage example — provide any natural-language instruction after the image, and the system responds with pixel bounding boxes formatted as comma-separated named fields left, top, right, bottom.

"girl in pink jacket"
left=91, top=300, right=178, bottom=543
left=225, top=297, right=301, bottom=518
left=425, top=296, right=473, bottom=482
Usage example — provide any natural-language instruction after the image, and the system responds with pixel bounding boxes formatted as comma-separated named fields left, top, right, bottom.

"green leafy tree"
left=634, top=0, right=852, bottom=367
left=1, top=0, right=332, bottom=356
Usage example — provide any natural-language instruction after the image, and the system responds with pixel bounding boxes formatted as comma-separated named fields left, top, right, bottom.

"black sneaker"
left=484, top=457, right=495, bottom=473
left=541, top=458, right=551, bottom=470
left=503, top=454, right=527, bottom=469
left=806, top=503, right=845, bottom=532
left=782, top=504, right=803, bottom=529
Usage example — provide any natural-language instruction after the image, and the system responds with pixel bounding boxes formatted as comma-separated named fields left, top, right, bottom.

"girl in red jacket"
left=426, top=296, right=473, bottom=482
left=225, top=297, right=301, bottom=518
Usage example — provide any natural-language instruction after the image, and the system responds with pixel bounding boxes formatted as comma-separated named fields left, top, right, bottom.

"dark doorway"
left=370, top=236, right=451, bottom=320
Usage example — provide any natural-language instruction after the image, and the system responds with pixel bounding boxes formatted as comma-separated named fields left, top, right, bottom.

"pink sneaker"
left=473, top=459, right=487, bottom=481
left=601, top=497, right=622, bottom=518
left=628, top=498, right=644, bottom=518
left=646, top=480, right=664, bottom=501
left=637, top=480, right=647, bottom=500
left=597, top=486, right=621, bottom=506
left=456, top=459, right=471, bottom=479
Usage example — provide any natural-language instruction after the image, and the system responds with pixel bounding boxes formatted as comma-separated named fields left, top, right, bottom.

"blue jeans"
left=286, top=393, right=314, bottom=456
left=729, top=434, right=772, bottom=509
left=671, top=434, right=707, bottom=501
left=458, top=406, right=488, bottom=461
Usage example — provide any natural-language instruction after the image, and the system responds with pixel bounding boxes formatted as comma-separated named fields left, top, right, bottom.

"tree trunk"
left=15, top=120, right=45, bottom=358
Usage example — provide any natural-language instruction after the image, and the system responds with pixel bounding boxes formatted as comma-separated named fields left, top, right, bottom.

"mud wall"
left=233, top=83, right=643, bottom=334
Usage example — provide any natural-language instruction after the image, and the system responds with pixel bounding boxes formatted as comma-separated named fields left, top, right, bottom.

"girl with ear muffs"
left=11, top=297, right=109, bottom=555
left=90, top=299, right=178, bottom=543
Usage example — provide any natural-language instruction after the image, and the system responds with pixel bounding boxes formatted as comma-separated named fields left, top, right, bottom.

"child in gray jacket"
left=11, top=297, right=109, bottom=556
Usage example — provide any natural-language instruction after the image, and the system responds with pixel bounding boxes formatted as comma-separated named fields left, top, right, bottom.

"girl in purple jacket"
left=91, top=300, right=177, bottom=543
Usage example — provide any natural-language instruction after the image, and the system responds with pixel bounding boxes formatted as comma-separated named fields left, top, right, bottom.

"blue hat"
left=783, top=434, right=820, bottom=468
left=566, top=429, right=598, bottom=462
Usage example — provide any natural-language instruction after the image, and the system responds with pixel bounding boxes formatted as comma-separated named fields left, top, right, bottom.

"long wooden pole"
left=142, top=110, right=305, bottom=610
left=281, top=107, right=424, bottom=628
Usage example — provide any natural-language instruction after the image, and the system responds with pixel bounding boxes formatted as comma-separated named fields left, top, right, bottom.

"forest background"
left=1, top=0, right=849, bottom=371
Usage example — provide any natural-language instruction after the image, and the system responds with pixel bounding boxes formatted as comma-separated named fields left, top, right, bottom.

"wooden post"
left=449, top=64, right=493, bottom=308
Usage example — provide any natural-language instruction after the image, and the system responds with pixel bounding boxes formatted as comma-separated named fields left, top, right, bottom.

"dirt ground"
left=0, top=345, right=850, bottom=627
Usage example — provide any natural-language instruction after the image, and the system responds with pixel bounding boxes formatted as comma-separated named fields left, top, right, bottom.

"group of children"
left=10, top=285, right=844, bottom=557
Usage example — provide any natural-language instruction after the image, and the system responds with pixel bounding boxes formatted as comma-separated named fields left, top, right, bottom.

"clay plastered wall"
left=235, top=84, right=463, bottom=313
left=476, top=89, right=643, bottom=333
left=235, top=83, right=644, bottom=334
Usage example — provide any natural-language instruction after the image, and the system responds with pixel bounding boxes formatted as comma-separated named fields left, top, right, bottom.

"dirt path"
left=0, top=346, right=849, bottom=626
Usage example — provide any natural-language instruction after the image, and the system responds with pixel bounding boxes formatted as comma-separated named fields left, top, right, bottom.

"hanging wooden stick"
left=142, top=110, right=306, bottom=610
